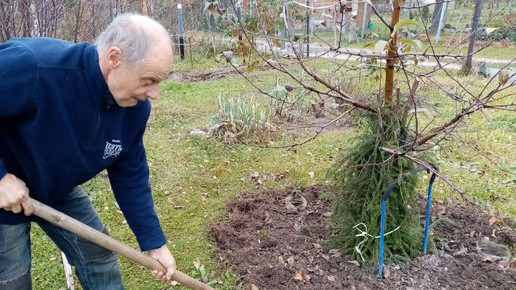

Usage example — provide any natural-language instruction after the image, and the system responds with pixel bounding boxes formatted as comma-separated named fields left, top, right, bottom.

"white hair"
left=95, top=13, right=171, bottom=67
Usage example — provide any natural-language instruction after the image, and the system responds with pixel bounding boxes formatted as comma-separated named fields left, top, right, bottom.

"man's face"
left=108, top=42, right=173, bottom=107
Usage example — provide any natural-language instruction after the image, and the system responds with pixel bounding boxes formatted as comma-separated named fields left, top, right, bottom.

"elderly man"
left=0, top=14, right=175, bottom=289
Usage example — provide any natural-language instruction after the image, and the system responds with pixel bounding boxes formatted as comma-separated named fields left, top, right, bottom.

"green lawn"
left=29, top=37, right=516, bottom=289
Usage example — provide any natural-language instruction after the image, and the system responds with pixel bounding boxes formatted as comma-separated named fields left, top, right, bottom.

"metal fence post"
left=435, top=1, right=448, bottom=45
left=306, top=0, right=310, bottom=57
left=178, top=4, right=184, bottom=59
left=361, top=2, right=368, bottom=39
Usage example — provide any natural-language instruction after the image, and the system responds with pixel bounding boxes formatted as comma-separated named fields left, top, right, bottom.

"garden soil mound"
left=210, top=185, right=516, bottom=289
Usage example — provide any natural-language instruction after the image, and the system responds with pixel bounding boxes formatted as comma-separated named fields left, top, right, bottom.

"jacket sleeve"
left=107, top=118, right=166, bottom=252
left=0, top=40, right=38, bottom=180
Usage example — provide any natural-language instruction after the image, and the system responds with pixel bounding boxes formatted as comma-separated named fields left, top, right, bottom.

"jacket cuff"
left=0, top=159, right=7, bottom=180
left=136, top=227, right=167, bottom=251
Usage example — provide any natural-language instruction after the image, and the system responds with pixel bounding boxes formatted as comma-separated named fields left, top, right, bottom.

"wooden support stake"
left=31, top=198, right=214, bottom=290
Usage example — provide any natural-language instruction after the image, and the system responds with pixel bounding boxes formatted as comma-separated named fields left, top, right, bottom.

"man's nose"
left=145, top=84, right=160, bottom=100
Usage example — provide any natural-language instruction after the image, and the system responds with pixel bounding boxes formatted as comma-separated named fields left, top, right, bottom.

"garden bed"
left=211, top=185, right=516, bottom=289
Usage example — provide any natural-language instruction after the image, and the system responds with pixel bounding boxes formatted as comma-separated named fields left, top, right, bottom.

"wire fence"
left=1, top=0, right=514, bottom=59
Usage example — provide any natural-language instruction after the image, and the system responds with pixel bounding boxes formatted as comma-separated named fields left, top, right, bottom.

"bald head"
left=95, top=14, right=172, bottom=67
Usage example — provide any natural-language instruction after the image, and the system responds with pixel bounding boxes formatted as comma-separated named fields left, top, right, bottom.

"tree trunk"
left=385, top=0, right=401, bottom=105
left=0, top=0, right=15, bottom=41
left=429, top=1, right=444, bottom=34
left=465, top=0, right=484, bottom=70
left=141, top=0, right=148, bottom=16
left=20, top=0, right=32, bottom=37
left=0, top=0, right=10, bottom=42
left=147, top=0, right=153, bottom=18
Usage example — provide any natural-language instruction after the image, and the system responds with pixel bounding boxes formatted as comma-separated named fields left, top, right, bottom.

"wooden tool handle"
left=31, top=198, right=215, bottom=290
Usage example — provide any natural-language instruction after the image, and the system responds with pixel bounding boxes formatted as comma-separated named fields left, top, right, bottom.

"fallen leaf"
left=278, top=256, right=286, bottom=267
left=193, top=258, right=201, bottom=270
left=49, top=257, right=57, bottom=261
left=285, top=84, right=297, bottom=92
left=348, top=260, right=360, bottom=266
left=303, top=273, right=311, bottom=282
left=293, top=272, right=303, bottom=280
left=488, top=211, right=501, bottom=226
left=430, top=204, right=446, bottom=216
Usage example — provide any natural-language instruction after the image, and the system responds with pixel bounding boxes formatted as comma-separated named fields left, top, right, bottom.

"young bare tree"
left=209, top=0, right=516, bottom=263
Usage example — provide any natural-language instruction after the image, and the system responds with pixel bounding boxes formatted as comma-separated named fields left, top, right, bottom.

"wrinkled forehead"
left=142, top=44, right=173, bottom=81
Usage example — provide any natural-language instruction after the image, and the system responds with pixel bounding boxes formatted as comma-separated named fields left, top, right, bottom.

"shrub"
left=211, top=95, right=273, bottom=139
left=329, top=111, right=425, bottom=263
left=475, top=26, right=516, bottom=42
left=508, top=31, right=516, bottom=42
left=422, top=6, right=430, bottom=23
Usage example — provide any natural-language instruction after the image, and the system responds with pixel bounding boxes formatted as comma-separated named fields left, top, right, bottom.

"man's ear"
left=106, top=46, right=123, bottom=69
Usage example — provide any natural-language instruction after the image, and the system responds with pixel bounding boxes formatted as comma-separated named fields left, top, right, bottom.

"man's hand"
left=0, top=173, right=32, bottom=215
left=148, top=244, right=176, bottom=281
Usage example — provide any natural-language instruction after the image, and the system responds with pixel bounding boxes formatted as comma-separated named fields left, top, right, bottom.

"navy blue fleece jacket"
left=0, top=37, right=166, bottom=251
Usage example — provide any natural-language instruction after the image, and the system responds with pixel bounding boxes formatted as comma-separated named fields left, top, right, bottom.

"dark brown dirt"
left=210, top=185, right=516, bottom=290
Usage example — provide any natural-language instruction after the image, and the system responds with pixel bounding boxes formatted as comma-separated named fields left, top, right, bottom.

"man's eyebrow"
left=142, top=76, right=163, bottom=82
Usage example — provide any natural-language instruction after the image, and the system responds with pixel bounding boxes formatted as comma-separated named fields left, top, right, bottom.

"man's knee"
left=0, top=267, right=31, bottom=290
left=75, top=227, right=117, bottom=263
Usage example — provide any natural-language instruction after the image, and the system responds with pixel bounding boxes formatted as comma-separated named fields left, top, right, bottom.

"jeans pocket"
left=0, top=223, right=27, bottom=254
left=0, top=223, right=31, bottom=282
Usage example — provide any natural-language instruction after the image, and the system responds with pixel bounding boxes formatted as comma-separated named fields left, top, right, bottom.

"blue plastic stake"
left=423, top=173, right=436, bottom=253
left=378, top=166, right=437, bottom=276
left=379, top=200, right=387, bottom=276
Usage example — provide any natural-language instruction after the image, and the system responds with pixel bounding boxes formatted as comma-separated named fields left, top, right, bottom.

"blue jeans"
left=0, top=186, right=124, bottom=290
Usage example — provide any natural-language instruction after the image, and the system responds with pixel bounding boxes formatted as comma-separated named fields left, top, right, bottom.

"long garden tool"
left=31, top=198, right=215, bottom=290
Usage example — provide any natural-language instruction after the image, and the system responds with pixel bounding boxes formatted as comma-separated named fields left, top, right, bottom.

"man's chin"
left=117, top=99, right=140, bottom=107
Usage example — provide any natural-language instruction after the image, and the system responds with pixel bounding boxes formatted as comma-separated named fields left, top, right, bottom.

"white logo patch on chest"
left=103, top=140, right=123, bottom=159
